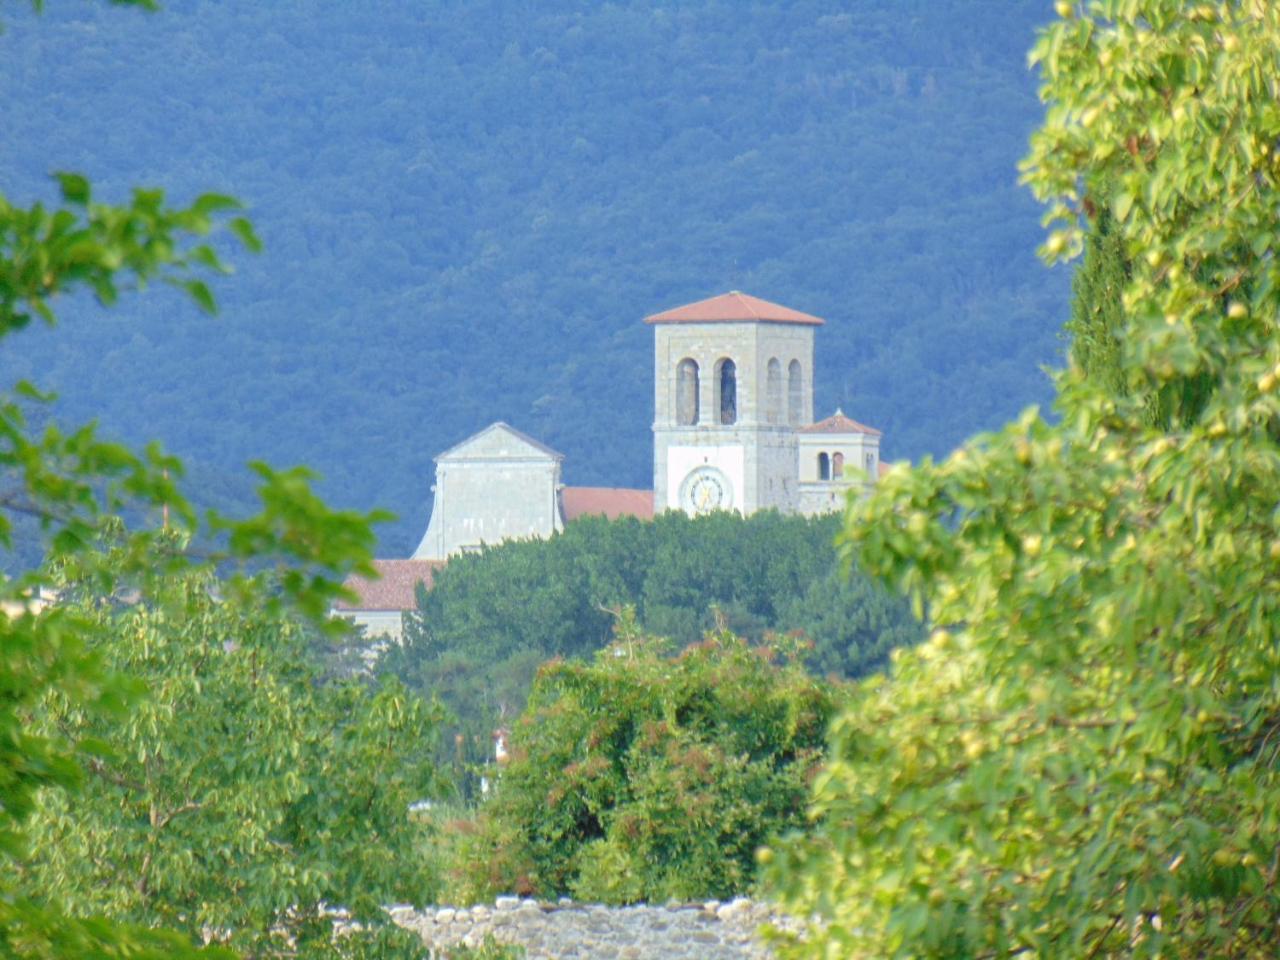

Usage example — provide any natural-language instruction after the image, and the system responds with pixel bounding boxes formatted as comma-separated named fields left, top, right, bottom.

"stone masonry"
left=387, top=897, right=808, bottom=959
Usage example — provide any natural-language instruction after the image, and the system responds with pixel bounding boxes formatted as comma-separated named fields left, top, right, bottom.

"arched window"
left=818, top=452, right=831, bottom=480
left=832, top=452, right=845, bottom=478
left=717, top=358, right=737, bottom=425
left=787, top=360, right=803, bottom=425
left=766, top=358, right=782, bottom=424
left=676, top=358, right=699, bottom=425
left=865, top=452, right=876, bottom=475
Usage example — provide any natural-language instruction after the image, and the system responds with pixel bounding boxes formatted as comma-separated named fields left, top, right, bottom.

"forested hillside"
left=1, top=1, right=1066, bottom=552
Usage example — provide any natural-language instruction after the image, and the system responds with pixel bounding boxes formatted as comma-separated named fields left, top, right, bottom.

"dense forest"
left=381, top=510, right=921, bottom=781
left=0, top=1, right=1067, bottom=554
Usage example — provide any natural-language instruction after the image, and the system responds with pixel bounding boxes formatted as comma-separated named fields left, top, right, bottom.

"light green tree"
left=767, top=3, right=1280, bottom=958
left=23, top=559, right=444, bottom=957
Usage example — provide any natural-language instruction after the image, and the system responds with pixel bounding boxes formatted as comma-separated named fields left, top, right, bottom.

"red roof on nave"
left=644, top=291, right=824, bottom=326
left=561, top=486, right=655, bottom=522
left=334, top=559, right=445, bottom=612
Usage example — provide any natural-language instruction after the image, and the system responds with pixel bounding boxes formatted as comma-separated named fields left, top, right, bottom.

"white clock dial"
left=680, top=466, right=732, bottom=514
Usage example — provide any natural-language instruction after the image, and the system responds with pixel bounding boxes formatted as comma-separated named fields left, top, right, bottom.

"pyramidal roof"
left=799, top=409, right=883, bottom=437
left=644, top=291, right=824, bottom=326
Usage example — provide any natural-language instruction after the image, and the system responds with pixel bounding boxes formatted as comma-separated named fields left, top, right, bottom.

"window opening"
left=718, top=359, right=737, bottom=425
left=676, top=358, right=699, bottom=425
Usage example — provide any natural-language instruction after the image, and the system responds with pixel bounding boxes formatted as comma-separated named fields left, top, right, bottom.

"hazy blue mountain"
left=2, top=1, right=1068, bottom=553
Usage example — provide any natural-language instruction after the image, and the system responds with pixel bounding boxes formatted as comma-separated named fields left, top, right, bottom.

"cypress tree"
left=1065, top=203, right=1130, bottom=405
left=1067, top=198, right=1214, bottom=429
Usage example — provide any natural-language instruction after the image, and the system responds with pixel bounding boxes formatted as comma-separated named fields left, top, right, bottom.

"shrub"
left=451, top=615, right=839, bottom=904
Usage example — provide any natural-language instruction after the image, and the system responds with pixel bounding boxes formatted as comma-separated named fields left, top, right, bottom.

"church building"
left=335, top=291, right=885, bottom=638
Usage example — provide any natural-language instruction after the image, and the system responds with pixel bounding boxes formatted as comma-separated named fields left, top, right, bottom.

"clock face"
left=681, top=466, right=732, bottom=514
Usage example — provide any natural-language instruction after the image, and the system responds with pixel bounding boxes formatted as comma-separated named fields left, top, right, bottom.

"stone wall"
left=388, top=897, right=805, bottom=959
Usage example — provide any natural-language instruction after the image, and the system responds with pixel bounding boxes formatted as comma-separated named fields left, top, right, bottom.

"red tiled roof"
left=878, top=461, right=893, bottom=479
left=334, top=559, right=445, bottom=612
left=644, top=291, right=824, bottom=326
left=561, top=487, right=654, bottom=522
left=799, top=410, right=883, bottom=437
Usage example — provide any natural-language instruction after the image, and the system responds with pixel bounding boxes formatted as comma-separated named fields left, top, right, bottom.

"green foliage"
left=767, top=3, right=1280, bottom=958
left=454, top=621, right=839, bottom=904
left=1065, top=198, right=1131, bottom=409
left=22, top=564, right=444, bottom=955
left=384, top=511, right=920, bottom=791
left=443, top=937, right=525, bottom=960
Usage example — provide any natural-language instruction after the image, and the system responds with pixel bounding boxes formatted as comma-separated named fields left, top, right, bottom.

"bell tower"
left=647, top=291, right=820, bottom=516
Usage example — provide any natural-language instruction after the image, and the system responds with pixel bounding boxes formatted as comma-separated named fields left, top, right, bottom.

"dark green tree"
left=385, top=510, right=922, bottom=788
left=1065, top=201, right=1130, bottom=408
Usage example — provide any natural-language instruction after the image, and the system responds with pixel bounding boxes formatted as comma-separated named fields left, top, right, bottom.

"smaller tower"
left=795, top=410, right=882, bottom=515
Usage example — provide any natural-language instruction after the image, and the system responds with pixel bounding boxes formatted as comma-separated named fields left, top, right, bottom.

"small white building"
left=796, top=410, right=884, bottom=515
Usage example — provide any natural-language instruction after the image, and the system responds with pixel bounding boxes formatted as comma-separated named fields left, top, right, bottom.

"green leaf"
left=53, top=171, right=91, bottom=205
left=191, top=192, right=241, bottom=216
left=183, top=279, right=217, bottom=315
left=229, top=216, right=263, bottom=253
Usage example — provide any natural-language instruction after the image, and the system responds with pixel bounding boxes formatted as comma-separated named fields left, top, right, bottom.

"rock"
left=392, top=895, right=806, bottom=958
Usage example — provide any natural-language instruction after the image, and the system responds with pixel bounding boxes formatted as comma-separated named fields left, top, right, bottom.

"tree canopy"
left=453, top=623, right=838, bottom=905
left=22, top=562, right=444, bottom=957
left=767, top=3, right=1280, bottom=957
left=381, top=510, right=922, bottom=787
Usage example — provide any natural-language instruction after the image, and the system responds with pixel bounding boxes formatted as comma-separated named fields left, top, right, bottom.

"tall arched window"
left=832, top=452, right=845, bottom=478
left=766, top=358, right=782, bottom=424
left=717, top=358, right=737, bottom=425
left=787, top=360, right=803, bottom=425
left=676, top=358, right=699, bottom=425
left=818, top=452, right=831, bottom=480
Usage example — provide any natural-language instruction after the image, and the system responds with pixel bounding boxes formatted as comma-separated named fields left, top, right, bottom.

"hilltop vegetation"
left=1, top=0, right=1065, bottom=554
left=380, top=510, right=922, bottom=780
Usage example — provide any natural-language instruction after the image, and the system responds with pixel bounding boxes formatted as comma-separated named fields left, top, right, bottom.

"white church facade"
left=336, top=291, right=885, bottom=637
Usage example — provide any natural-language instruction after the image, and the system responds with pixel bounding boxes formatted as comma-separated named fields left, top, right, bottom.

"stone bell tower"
left=647, top=291, right=820, bottom=516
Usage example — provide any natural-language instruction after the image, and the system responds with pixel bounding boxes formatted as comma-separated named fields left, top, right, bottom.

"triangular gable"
left=435, top=421, right=564, bottom=463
